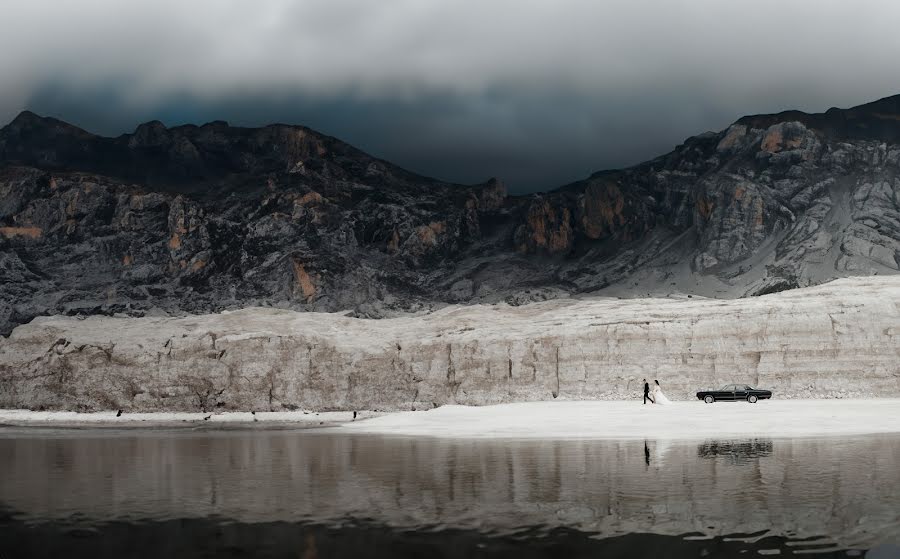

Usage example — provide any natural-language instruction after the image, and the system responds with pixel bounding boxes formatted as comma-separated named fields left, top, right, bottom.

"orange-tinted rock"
left=761, top=128, right=784, bottom=153
left=716, top=124, right=747, bottom=151
left=521, top=198, right=573, bottom=254
left=387, top=229, right=401, bottom=252
left=754, top=197, right=765, bottom=227
left=416, top=221, right=446, bottom=247
left=549, top=208, right=574, bottom=252
left=167, top=196, right=202, bottom=253
left=297, top=191, right=323, bottom=206
left=527, top=202, right=550, bottom=248
left=0, top=226, right=42, bottom=239
left=579, top=181, right=626, bottom=240
left=291, top=260, right=317, bottom=302
left=761, top=123, right=805, bottom=153
left=696, top=196, right=715, bottom=220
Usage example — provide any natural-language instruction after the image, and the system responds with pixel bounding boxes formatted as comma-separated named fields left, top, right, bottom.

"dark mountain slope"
left=0, top=110, right=443, bottom=195
left=2, top=95, right=900, bottom=334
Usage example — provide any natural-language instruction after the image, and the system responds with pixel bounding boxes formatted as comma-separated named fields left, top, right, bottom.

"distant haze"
left=2, top=0, right=900, bottom=192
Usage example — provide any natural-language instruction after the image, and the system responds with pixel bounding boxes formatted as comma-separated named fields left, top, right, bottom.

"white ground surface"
left=4, top=400, right=900, bottom=440
left=0, top=409, right=378, bottom=428
left=341, top=399, right=900, bottom=440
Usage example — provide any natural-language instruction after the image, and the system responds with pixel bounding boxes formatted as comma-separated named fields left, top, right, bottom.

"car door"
left=720, top=385, right=735, bottom=401
left=734, top=385, right=749, bottom=400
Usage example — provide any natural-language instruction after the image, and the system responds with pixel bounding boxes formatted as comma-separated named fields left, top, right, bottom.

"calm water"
left=1, top=428, right=899, bottom=558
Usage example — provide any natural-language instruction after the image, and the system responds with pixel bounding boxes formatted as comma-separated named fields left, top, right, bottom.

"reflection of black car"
left=697, top=439, right=774, bottom=464
left=696, top=384, right=773, bottom=404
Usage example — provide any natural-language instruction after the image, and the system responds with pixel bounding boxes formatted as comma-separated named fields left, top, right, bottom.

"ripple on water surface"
left=0, top=429, right=899, bottom=558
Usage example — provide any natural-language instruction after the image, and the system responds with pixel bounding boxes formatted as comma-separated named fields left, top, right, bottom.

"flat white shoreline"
left=0, top=409, right=379, bottom=428
left=340, top=399, right=900, bottom=440
left=3, top=400, right=900, bottom=439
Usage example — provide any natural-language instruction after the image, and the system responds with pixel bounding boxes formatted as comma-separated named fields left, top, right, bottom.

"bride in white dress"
left=651, top=380, right=671, bottom=405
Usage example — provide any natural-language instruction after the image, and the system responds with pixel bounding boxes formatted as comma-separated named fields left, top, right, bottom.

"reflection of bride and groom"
left=642, top=379, right=671, bottom=405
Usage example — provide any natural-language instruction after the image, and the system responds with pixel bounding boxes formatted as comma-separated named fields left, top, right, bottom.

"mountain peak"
left=0, top=111, right=445, bottom=193
left=733, top=93, right=900, bottom=143
left=10, top=110, right=42, bottom=125
left=135, top=119, right=167, bottom=131
left=2, top=110, right=95, bottom=138
left=4, top=110, right=60, bottom=132
left=129, top=120, right=170, bottom=148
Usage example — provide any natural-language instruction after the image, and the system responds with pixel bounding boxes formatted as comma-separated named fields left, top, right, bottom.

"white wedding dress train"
left=651, top=385, right=671, bottom=405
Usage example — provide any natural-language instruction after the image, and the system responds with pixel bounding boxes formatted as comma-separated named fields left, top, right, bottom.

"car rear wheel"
left=748, top=395, right=758, bottom=403
left=704, top=395, right=715, bottom=404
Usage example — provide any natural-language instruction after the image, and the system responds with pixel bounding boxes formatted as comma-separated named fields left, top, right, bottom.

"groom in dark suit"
left=643, top=379, right=654, bottom=404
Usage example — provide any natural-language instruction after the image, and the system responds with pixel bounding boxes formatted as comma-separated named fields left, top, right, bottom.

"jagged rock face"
left=523, top=99, right=900, bottom=298
left=0, top=167, right=501, bottom=329
left=1, top=277, right=897, bottom=412
left=0, top=113, right=513, bottom=332
left=3, top=96, right=900, bottom=334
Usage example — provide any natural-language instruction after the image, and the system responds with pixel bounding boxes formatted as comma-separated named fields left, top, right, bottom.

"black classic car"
left=696, top=384, right=773, bottom=404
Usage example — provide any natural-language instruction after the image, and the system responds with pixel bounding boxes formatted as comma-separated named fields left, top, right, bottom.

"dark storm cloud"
left=3, top=1, right=900, bottom=192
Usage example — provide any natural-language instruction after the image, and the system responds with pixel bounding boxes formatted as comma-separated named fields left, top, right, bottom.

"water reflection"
left=696, top=439, right=774, bottom=465
left=0, top=429, right=898, bottom=556
left=4, top=515, right=889, bottom=559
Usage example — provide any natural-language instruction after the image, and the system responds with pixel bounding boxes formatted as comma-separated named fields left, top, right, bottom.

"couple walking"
left=642, top=379, right=671, bottom=405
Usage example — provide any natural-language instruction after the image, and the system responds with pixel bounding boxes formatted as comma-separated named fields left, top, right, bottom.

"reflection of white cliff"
left=0, top=433, right=897, bottom=550
left=2, top=276, right=900, bottom=412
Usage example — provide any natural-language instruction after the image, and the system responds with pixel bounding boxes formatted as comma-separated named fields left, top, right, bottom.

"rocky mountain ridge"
left=2, top=95, right=900, bottom=334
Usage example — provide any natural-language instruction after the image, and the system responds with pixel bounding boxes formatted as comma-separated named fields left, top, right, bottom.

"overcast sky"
left=3, top=1, right=900, bottom=192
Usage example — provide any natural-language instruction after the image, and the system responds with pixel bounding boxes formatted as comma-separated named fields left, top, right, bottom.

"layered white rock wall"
left=1, top=277, right=898, bottom=412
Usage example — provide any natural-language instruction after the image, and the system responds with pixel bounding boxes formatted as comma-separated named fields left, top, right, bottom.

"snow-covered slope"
left=1, top=276, right=899, bottom=412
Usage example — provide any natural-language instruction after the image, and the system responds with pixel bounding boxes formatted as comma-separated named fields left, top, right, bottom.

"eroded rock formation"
left=3, top=95, right=900, bottom=335
left=2, top=277, right=897, bottom=412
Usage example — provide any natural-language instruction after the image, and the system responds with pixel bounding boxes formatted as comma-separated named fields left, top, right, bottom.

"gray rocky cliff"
left=3, top=95, right=900, bottom=335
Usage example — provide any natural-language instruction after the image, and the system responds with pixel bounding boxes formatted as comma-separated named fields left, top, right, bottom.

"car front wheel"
left=704, top=395, right=715, bottom=404
left=748, top=395, right=758, bottom=403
